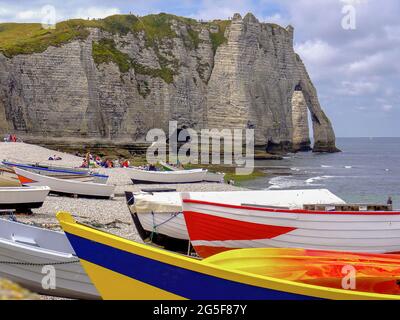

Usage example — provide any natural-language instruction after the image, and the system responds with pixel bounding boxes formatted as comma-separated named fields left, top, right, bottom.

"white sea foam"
left=306, top=175, right=335, bottom=185
left=321, top=165, right=333, bottom=168
left=268, top=176, right=308, bottom=190
left=344, top=166, right=352, bottom=169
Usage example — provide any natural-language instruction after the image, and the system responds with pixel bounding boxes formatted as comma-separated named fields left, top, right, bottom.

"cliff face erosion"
left=0, top=13, right=338, bottom=153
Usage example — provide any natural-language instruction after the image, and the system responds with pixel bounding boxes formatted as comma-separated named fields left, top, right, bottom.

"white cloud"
left=295, top=40, right=339, bottom=65
left=187, top=0, right=255, bottom=21
left=339, top=0, right=368, bottom=5
left=0, top=8, right=11, bottom=17
left=382, top=104, right=393, bottom=112
left=385, top=25, right=400, bottom=41
left=75, top=7, right=120, bottom=20
left=339, top=81, right=379, bottom=96
left=347, top=53, right=387, bottom=75
left=262, top=13, right=287, bottom=26
left=16, top=10, right=41, bottom=20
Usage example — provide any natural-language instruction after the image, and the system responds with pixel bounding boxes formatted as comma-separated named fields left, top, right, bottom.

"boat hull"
left=159, top=162, right=225, bottom=183
left=126, top=190, right=347, bottom=250
left=14, top=167, right=115, bottom=199
left=57, top=212, right=400, bottom=300
left=0, top=218, right=99, bottom=299
left=3, top=161, right=108, bottom=184
left=126, top=168, right=207, bottom=184
left=0, top=186, right=50, bottom=211
left=182, top=198, right=400, bottom=258
left=130, top=212, right=190, bottom=252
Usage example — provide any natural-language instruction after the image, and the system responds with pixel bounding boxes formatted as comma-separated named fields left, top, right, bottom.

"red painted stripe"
left=183, top=211, right=296, bottom=241
left=17, top=175, right=36, bottom=184
left=183, top=199, right=400, bottom=215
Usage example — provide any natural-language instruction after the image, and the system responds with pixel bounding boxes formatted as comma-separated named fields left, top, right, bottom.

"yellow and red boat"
left=57, top=212, right=400, bottom=300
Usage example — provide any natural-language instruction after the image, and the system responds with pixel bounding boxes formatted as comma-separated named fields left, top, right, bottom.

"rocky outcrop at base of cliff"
left=0, top=13, right=338, bottom=153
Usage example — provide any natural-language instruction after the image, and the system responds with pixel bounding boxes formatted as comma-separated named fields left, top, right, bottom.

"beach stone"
left=0, top=13, right=337, bottom=153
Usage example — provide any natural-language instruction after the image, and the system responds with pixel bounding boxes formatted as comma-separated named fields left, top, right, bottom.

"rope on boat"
left=150, top=211, right=181, bottom=241
left=126, top=195, right=134, bottom=205
left=0, top=260, right=81, bottom=266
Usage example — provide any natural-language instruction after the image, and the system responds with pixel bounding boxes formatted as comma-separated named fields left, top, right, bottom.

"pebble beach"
left=0, top=142, right=247, bottom=299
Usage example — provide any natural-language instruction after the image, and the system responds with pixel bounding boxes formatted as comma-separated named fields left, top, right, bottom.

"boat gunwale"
left=183, top=199, right=400, bottom=216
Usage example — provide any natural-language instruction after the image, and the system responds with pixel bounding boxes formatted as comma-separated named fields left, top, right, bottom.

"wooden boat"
left=2, top=161, right=108, bottom=184
left=0, top=218, right=99, bottom=299
left=56, top=211, right=400, bottom=300
left=203, top=248, right=400, bottom=295
left=125, top=167, right=207, bottom=184
left=181, top=192, right=400, bottom=258
left=14, top=167, right=115, bottom=199
left=0, top=186, right=50, bottom=211
left=126, top=190, right=345, bottom=252
left=159, top=162, right=225, bottom=183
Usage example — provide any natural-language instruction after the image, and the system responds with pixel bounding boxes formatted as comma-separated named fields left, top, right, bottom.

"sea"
left=241, top=137, right=400, bottom=209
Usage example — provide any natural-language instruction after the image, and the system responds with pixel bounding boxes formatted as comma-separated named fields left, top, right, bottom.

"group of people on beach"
left=3, top=134, right=20, bottom=143
left=79, top=152, right=130, bottom=169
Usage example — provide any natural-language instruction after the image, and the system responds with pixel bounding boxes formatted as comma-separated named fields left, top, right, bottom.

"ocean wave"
left=267, top=176, right=308, bottom=190
left=321, top=165, right=333, bottom=168
left=344, top=166, right=352, bottom=169
left=306, top=175, right=335, bottom=185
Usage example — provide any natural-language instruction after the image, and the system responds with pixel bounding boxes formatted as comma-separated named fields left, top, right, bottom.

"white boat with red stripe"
left=14, top=167, right=115, bottom=199
left=125, top=189, right=346, bottom=252
left=181, top=192, right=400, bottom=258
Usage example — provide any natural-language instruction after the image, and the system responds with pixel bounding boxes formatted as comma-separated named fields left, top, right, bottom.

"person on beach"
left=84, top=152, right=91, bottom=168
left=122, top=159, right=130, bottom=168
left=105, top=159, right=113, bottom=168
left=80, top=158, right=88, bottom=168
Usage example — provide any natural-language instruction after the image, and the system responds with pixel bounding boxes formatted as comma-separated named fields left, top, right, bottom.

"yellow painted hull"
left=56, top=212, right=400, bottom=300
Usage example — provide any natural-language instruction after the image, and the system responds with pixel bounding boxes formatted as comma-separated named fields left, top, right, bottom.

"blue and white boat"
left=2, top=160, right=108, bottom=184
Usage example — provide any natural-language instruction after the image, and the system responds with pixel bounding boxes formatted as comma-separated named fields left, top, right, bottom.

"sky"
left=0, top=0, right=399, bottom=137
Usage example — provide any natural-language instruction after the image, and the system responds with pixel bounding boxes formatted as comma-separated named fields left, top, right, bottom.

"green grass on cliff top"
left=92, top=38, right=175, bottom=83
left=0, top=13, right=230, bottom=58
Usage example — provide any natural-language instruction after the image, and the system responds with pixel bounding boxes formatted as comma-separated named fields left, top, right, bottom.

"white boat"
left=181, top=191, right=400, bottom=258
left=0, top=186, right=50, bottom=211
left=0, top=218, right=100, bottom=299
left=14, top=167, right=115, bottom=199
left=2, top=161, right=108, bottom=184
left=125, top=189, right=345, bottom=251
left=159, top=161, right=225, bottom=183
left=126, top=167, right=207, bottom=184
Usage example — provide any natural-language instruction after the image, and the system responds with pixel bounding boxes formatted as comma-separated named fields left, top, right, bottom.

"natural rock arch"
left=291, top=81, right=339, bottom=153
